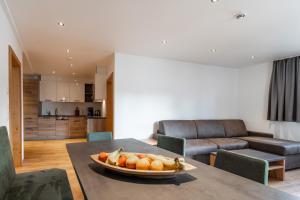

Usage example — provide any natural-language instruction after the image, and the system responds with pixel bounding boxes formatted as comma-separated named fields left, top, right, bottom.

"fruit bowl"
left=90, top=148, right=196, bottom=179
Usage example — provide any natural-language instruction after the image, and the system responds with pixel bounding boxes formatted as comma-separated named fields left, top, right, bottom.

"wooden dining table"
left=66, top=138, right=300, bottom=200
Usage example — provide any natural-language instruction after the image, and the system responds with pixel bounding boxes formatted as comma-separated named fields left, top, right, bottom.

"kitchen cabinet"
left=87, top=118, right=106, bottom=133
left=38, top=117, right=56, bottom=137
left=40, top=80, right=57, bottom=101
left=56, top=120, right=69, bottom=137
left=69, top=117, right=87, bottom=138
left=57, top=81, right=70, bottom=102
left=70, top=82, right=85, bottom=102
left=24, top=79, right=39, bottom=140
left=94, top=73, right=106, bottom=101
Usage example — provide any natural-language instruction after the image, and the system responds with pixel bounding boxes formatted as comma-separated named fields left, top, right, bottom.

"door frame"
left=9, top=46, right=22, bottom=167
left=105, top=73, right=114, bottom=137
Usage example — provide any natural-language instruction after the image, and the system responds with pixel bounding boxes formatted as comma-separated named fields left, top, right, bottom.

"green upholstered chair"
left=157, top=135, right=186, bottom=156
left=215, top=150, right=269, bottom=185
left=0, top=126, right=73, bottom=200
left=87, top=132, right=113, bottom=142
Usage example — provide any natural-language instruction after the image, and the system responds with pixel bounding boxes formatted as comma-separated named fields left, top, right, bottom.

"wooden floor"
left=16, top=139, right=300, bottom=200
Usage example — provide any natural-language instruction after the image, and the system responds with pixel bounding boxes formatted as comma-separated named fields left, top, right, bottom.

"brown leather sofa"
left=156, top=119, right=300, bottom=170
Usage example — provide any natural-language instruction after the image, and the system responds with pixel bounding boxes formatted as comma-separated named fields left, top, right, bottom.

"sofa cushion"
left=5, top=169, right=73, bottom=200
left=209, top=138, right=248, bottom=150
left=223, top=120, right=248, bottom=137
left=158, top=120, right=197, bottom=139
left=195, top=120, right=225, bottom=139
left=185, top=139, right=218, bottom=157
left=240, top=136, right=300, bottom=156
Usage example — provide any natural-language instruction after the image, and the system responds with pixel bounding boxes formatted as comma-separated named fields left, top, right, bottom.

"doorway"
left=106, top=73, right=114, bottom=137
left=9, top=46, right=22, bottom=167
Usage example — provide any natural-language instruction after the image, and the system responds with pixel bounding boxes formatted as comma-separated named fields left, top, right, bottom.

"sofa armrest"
left=248, top=131, right=273, bottom=138
left=157, top=135, right=186, bottom=156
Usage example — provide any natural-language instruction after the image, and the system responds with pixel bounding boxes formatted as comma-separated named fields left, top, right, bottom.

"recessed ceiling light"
left=162, top=40, right=167, bottom=45
left=66, top=49, right=70, bottom=53
left=211, top=0, right=219, bottom=3
left=251, top=55, right=255, bottom=59
left=70, top=63, right=73, bottom=67
left=52, top=70, right=56, bottom=74
left=235, top=13, right=246, bottom=20
left=210, top=49, right=217, bottom=53
left=57, top=21, right=64, bottom=26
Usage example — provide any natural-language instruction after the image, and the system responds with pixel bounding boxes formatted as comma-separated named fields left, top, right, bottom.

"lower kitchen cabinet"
left=38, top=117, right=56, bottom=138
left=69, top=117, right=87, bottom=138
left=56, top=120, right=69, bottom=137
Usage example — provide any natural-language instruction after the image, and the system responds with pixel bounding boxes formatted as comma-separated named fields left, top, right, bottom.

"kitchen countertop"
left=39, top=115, right=106, bottom=119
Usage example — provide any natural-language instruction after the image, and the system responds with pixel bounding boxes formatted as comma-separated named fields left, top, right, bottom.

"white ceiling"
left=6, top=0, right=300, bottom=77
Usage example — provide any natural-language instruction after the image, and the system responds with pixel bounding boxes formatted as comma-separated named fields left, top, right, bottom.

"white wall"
left=238, top=62, right=300, bottom=141
left=0, top=1, right=23, bottom=130
left=114, top=53, right=239, bottom=139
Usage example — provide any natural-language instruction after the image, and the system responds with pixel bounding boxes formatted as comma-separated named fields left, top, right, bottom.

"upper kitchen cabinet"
left=94, top=73, right=106, bottom=101
left=70, top=82, right=85, bottom=102
left=57, top=81, right=70, bottom=102
left=40, top=80, right=57, bottom=101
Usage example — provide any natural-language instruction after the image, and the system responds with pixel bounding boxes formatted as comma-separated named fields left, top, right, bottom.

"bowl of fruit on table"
left=90, top=148, right=196, bottom=178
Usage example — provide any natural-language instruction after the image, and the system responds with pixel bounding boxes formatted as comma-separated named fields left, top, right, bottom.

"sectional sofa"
left=155, top=119, right=300, bottom=170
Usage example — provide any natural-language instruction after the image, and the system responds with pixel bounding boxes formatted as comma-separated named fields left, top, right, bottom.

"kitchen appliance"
left=87, top=107, right=94, bottom=117
left=94, top=110, right=101, bottom=116
left=75, top=107, right=80, bottom=116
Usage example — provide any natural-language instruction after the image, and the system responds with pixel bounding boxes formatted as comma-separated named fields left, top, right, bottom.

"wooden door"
left=9, top=46, right=22, bottom=167
left=105, top=73, right=114, bottom=137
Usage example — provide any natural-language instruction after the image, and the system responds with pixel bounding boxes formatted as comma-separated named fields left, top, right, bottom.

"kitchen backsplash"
left=41, top=102, right=102, bottom=116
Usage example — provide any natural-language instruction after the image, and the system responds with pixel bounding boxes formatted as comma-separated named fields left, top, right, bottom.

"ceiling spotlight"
left=251, top=55, right=255, bottom=59
left=211, top=0, right=219, bottom=3
left=210, top=49, right=217, bottom=53
left=52, top=70, right=56, bottom=74
left=70, top=63, right=73, bottom=67
left=57, top=21, right=64, bottom=26
left=235, top=13, right=246, bottom=20
left=66, top=49, right=70, bottom=53
left=162, top=40, right=168, bottom=45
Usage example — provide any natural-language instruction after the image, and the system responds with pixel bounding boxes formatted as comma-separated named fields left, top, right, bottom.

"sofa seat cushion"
left=5, top=169, right=73, bottom=200
left=209, top=138, right=248, bottom=150
left=223, top=120, right=248, bottom=137
left=158, top=120, right=197, bottom=139
left=239, top=136, right=300, bottom=156
left=185, top=139, right=218, bottom=157
left=195, top=120, right=225, bottom=139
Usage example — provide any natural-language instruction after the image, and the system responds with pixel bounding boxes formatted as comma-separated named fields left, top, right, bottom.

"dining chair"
left=87, top=132, right=113, bottom=142
left=0, top=126, right=73, bottom=200
left=157, top=135, right=186, bottom=156
left=215, top=149, right=269, bottom=185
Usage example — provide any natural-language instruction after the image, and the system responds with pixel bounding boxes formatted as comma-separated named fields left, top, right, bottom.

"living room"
left=1, top=0, right=300, bottom=200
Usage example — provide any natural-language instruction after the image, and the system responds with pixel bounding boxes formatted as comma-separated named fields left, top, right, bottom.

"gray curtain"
left=268, top=56, right=300, bottom=122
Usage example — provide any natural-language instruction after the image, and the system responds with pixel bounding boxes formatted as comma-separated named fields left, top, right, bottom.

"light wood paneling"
left=69, top=117, right=87, bottom=138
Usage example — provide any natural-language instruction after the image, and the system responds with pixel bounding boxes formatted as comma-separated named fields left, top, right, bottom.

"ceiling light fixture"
left=74, top=79, right=77, bottom=82
left=162, top=40, right=168, bottom=45
left=251, top=55, right=255, bottom=59
left=57, top=21, right=64, bottom=26
left=70, top=63, right=73, bottom=67
left=72, top=72, right=76, bottom=76
left=68, top=56, right=73, bottom=60
left=235, top=13, right=246, bottom=20
left=210, top=49, right=217, bottom=53
left=211, top=0, right=220, bottom=3
left=66, top=49, right=70, bottom=53
left=52, top=70, right=56, bottom=74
